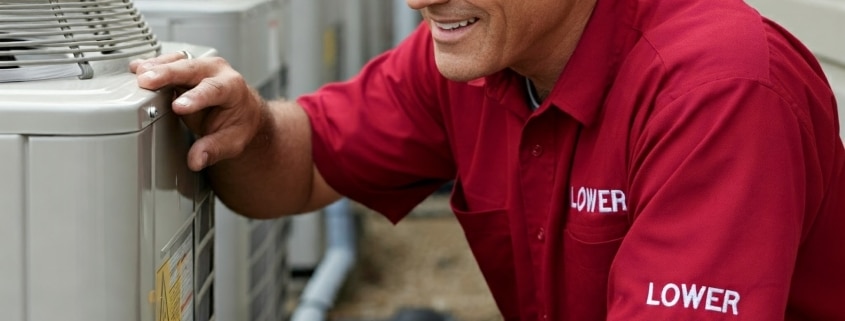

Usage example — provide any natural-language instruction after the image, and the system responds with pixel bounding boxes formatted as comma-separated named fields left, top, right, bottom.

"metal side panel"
left=27, top=132, right=143, bottom=321
left=139, top=121, right=156, bottom=321
left=236, top=0, right=282, bottom=88
left=194, top=194, right=216, bottom=321
left=152, top=103, right=196, bottom=253
left=151, top=109, right=201, bottom=321
left=215, top=202, right=292, bottom=321
left=287, top=212, right=324, bottom=271
left=247, top=220, right=276, bottom=321
left=0, top=135, right=24, bottom=321
left=137, top=0, right=280, bottom=89
left=265, top=218, right=291, bottom=321
left=273, top=218, right=292, bottom=321
left=214, top=202, right=252, bottom=321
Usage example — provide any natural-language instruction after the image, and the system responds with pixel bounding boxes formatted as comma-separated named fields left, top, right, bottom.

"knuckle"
left=220, top=70, right=247, bottom=88
left=207, top=56, right=231, bottom=68
left=199, top=77, right=227, bottom=97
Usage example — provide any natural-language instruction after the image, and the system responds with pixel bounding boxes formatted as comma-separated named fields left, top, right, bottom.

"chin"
left=437, top=69, right=482, bottom=82
left=434, top=51, right=495, bottom=83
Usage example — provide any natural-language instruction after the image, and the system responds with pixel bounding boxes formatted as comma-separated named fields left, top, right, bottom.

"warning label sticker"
left=155, top=229, right=194, bottom=321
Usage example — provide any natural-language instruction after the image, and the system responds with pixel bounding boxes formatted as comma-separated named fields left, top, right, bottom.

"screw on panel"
left=147, top=107, right=158, bottom=119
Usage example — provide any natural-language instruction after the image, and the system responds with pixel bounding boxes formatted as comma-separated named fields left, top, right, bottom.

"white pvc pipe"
left=290, top=199, right=357, bottom=321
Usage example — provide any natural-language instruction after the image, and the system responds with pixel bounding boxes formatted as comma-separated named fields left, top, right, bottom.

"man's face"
left=407, top=0, right=568, bottom=82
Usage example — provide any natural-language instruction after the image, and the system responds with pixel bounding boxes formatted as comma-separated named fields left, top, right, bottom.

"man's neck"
left=513, top=0, right=597, bottom=97
left=537, top=87, right=552, bottom=102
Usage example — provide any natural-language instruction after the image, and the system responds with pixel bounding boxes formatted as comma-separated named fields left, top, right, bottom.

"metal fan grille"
left=0, top=0, right=160, bottom=79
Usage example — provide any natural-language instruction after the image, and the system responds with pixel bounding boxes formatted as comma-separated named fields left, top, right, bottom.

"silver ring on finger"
left=178, top=50, right=194, bottom=60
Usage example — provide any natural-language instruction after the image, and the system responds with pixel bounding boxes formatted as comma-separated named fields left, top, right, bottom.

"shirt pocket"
left=450, top=179, right=520, bottom=320
left=564, top=211, right=630, bottom=270
left=559, top=212, right=630, bottom=320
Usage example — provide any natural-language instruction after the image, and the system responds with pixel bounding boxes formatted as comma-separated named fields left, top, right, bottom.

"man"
left=132, top=0, right=845, bottom=319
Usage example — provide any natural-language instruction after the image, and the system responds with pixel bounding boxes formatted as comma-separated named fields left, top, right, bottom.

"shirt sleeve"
left=606, top=78, right=826, bottom=319
left=298, top=23, right=455, bottom=223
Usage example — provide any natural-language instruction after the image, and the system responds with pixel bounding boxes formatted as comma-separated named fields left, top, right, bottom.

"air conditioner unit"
left=132, top=1, right=293, bottom=320
left=135, top=0, right=285, bottom=98
left=0, top=1, right=215, bottom=321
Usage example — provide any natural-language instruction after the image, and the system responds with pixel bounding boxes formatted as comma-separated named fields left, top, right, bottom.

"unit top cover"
left=0, top=42, right=215, bottom=135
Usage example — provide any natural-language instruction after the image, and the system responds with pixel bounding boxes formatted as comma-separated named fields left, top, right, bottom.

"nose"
left=406, top=0, right=448, bottom=10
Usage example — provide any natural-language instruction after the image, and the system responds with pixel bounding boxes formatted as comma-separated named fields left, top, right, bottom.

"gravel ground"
left=324, top=195, right=503, bottom=321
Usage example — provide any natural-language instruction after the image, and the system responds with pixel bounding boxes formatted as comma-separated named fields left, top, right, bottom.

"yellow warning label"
left=155, top=258, right=179, bottom=321
left=154, top=229, right=194, bottom=321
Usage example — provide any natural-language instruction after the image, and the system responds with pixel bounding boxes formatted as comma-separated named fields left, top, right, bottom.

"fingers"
left=179, top=110, right=206, bottom=138
left=183, top=88, right=265, bottom=171
left=186, top=123, right=253, bottom=171
left=187, top=138, right=212, bottom=172
left=129, top=51, right=191, bottom=73
left=132, top=50, right=233, bottom=92
left=131, top=51, right=264, bottom=171
left=135, top=57, right=209, bottom=91
left=172, top=72, right=246, bottom=115
left=134, top=53, right=250, bottom=112
left=131, top=53, right=188, bottom=90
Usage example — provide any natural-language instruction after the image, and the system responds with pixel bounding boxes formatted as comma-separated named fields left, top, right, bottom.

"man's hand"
left=129, top=52, right=266, bottom=172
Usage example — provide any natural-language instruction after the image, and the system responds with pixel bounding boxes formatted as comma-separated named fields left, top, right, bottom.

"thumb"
left=187, top=133, right=229, bottom=171
left=187, top=137, right=214, bottom=171
left=186, top=126, right=253, bottom=171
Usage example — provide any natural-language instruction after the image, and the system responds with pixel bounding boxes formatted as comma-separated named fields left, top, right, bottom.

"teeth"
left=436, top=17, right=478, bottom=30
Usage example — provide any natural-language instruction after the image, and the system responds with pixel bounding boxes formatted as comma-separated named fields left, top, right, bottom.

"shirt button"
left=531, top=144, right=544, bottom=157
left=536, top=228, right=545, bottom=242
left=542, top=314, right=549, bottom=320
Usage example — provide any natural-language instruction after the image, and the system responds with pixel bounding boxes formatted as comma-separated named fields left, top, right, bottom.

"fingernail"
left=174, top=96, right=191, bottom=108
left=141, top=70, right=158, bottom=80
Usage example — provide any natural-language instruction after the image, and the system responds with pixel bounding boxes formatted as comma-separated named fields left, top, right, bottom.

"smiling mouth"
left=434, top=17, right=479, bottom=31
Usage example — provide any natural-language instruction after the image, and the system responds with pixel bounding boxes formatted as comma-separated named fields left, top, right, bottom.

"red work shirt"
left=299, top=0, right=845, bottom=319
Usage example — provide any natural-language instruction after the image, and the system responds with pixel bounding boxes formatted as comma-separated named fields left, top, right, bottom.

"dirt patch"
left=328, top=196, right=502, bottom=321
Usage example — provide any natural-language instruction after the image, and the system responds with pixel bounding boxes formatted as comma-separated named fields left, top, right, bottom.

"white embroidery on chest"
left=569, top=186, right=628, bottom=213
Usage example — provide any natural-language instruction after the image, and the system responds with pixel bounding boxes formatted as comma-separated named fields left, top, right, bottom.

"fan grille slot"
left=0, top=0, right=160, bottom=79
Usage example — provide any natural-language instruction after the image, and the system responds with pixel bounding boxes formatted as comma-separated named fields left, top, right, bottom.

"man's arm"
left=207, top=99, right=342, bottom=218
left=606, top=78, right=826, bottom=319
left=131, top=52, right=341, bottom=219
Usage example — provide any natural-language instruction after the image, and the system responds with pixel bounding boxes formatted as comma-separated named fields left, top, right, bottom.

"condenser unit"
left=135, top=0, right=285, bottom=98
left=0, top=1, right=215, bottom=320
left=132, top=1, right=293, bottom=320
